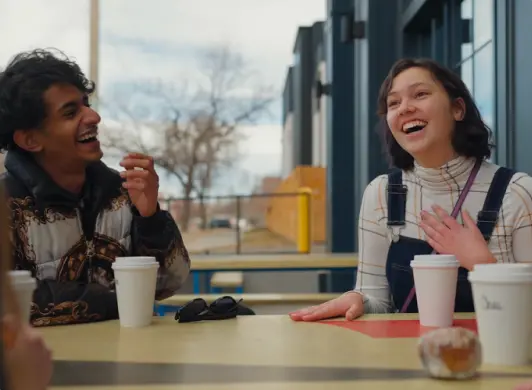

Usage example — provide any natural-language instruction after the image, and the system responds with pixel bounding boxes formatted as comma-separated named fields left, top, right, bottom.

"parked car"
left=209, top=218, right=232, bottom=229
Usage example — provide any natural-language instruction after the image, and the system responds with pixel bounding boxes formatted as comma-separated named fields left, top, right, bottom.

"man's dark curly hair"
left=376, top=58, right=493, bottom=170
left=0, top=48, right=95, bottom=151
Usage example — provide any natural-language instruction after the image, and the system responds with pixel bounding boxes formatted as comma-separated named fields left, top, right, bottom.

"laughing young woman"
left=289, top=58, right=532, bottom=322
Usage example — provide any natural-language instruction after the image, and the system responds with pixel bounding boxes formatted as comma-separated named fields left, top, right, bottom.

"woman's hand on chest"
left=419, top=204, right=496, bottom=270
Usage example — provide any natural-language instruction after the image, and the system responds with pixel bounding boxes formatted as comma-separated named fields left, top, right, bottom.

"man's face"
left=22, top=83, right=103, bottom=168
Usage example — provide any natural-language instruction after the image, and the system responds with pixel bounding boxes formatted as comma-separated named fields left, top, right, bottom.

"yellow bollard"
left=297, top=187, right=312, bottom=253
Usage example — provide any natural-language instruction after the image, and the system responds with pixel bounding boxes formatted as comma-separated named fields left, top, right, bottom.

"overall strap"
left=399, top=160, right=481, bottom=314
left=387, top=169, right=407, bottom=237
left=476, top=167, right=516, bottom=242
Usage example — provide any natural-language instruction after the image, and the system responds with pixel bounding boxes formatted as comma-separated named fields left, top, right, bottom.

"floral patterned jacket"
left=1, top=150, right=190, bottom=327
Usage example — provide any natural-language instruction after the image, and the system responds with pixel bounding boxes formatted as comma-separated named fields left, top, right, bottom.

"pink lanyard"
left=399, top=159, right=482, bottom=313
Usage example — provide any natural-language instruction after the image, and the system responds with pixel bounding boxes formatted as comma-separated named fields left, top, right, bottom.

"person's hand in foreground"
left=289, top=292, right=364, bottom=321
left=515, top=381, right=532, bottom=390
left=3, top=314, right=53, bottom=390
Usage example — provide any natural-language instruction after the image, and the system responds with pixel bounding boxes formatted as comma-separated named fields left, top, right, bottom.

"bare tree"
left=101, top=45, right=275, bottom=231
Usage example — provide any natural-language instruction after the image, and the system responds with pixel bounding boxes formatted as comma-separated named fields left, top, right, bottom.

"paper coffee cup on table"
left=112, top=257, right=159, bottom=328
left=8, top=270, right=36, bottom=324
left=410, top=255, right=459, bottom=328
left=469, top=265, right=532, bottom=366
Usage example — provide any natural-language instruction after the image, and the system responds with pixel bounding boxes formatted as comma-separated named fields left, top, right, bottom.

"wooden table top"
left=190, top=253, right=358, bottom=271
left=42, top=313, right=532, bottom=389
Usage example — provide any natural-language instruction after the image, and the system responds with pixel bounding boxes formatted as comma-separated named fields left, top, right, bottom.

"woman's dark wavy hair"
left=376, top=58, right=493, bottom=170
left=0, top=48, right=95, bottom=151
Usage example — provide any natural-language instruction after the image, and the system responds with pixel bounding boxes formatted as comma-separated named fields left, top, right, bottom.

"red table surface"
left=319, top=318, right=478, bottom=338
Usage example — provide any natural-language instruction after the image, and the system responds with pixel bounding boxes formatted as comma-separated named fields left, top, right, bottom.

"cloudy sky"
left=0, top=0, right=326, bottom=195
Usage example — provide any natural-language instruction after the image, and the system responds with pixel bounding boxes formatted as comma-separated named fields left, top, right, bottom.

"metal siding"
left=326, top=0, right=357, bottom=292
left=512, top=0, right=532, bottom=173
left=293, top=28, right=314, bottom=166
left=494, top=0, right=510, bottom=167
left=282, top=67, right=293, bottom=129
left=353, top=0, right=369, bottom=253
left=366, top=0, right=399, bottom=181
left=325, top=0, right=356, bottom=253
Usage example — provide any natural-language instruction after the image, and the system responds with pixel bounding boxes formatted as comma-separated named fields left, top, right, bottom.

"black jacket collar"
left=4, top=149, right=123, bottom=209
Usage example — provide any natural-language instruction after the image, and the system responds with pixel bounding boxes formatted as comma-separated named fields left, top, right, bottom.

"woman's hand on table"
left=419, top=205, right=495, bottom=271
left=289, top=291, right=364, bottom=321
left=3, top=314, right=53, bottom=390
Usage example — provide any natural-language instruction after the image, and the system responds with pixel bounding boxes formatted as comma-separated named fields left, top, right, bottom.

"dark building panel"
left=401, top=0, right=416, bottom=12
left=311, top=22, right=324, bottom=67
left=352, top=0, right=400, bottom=253
left=311, top=23, right=326, bottom=116
left=292, top=27, right=314, bottom=166
left=494, top=0, right=511, bottom=167
left=282, top=67, right=293, bottom=127
left=401, top=0, right=440, bottom=31
left=364, top=0, right=400, bottom=181
left=511, top=0, right=532, bottom=174
left=326, top=0, right=356, bottom=291
left=291, top=22, right=326, bottom=168
left=400, top=0, right=465, bottom=68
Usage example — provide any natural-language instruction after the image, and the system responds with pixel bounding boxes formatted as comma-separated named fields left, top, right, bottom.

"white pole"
left=89, top=0, right=100, bottom=111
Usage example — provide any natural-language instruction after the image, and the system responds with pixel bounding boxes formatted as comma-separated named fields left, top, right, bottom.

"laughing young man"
left=0, top=49, right=191, bottom=326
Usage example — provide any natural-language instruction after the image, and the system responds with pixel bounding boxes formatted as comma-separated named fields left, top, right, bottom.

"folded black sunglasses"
left=174, top=295, right=255, bottom=323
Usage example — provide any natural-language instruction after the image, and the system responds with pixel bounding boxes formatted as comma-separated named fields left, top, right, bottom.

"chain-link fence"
left=159, top=192, right=311, bottom=255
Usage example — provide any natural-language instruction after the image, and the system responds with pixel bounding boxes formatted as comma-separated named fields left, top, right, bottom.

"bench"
left=155, top=293, right=341, bottom=316
left=209, top=272, right=244, bottom=294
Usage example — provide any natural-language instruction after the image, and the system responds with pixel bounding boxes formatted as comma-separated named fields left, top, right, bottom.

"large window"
left=458, top=0, right=495, bottom=136
left=400, top=0, right=495, bottom=150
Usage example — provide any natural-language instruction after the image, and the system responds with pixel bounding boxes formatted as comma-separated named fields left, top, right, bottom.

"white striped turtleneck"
left=354, top=156, right=532, bottom=313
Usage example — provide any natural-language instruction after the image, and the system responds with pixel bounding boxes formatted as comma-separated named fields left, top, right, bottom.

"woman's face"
left=385, top=67, right=464, bottom=168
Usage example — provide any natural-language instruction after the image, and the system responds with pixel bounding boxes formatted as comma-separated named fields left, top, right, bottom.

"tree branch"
left=99, top=44, right=275, bottom=230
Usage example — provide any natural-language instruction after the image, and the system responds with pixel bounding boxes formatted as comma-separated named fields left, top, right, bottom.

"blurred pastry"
left=418, top=327, right=481, bottom=379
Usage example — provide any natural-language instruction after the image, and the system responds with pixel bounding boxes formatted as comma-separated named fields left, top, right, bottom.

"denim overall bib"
left=385, top=166, right=515, bottom=313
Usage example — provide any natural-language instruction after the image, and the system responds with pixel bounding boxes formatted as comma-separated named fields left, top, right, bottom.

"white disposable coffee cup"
left=469, top=268, right=532, bottom=366
left=8, top=270, right=36, bottom=324
left=410, top=254, right=460, bottom=327
left=112, top=257, right=159, bottom=328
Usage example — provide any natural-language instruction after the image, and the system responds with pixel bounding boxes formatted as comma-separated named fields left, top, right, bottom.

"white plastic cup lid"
left=112, top=262, right=159, bottom=270
left=473, top=263, right=532, bottom=274
left=468, top=270, right=532, bottom=284
left=413, top=254, right=457, bottom=262
left=114, top=257, right=157, bottom=266
left=411, top=255, right=459, bottom=268
left=8, top=270, right=33, bottom=283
